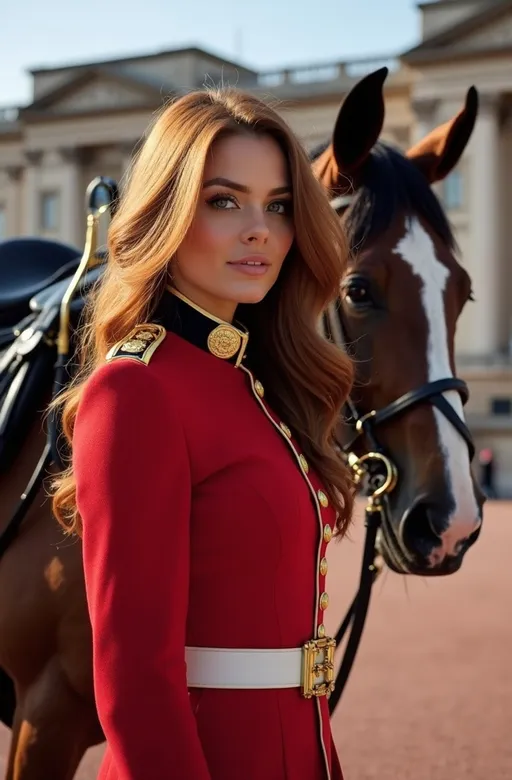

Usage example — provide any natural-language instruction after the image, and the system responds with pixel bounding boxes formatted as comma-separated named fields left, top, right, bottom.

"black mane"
left=311, top=141, right=456, bottom=252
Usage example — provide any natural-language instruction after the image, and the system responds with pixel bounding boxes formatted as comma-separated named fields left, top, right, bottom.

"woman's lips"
left=227, top=256, right=270, bottom=276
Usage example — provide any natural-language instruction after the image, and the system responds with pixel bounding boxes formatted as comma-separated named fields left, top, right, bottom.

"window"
left=0, top=205, right=5, bottom=240
left=490, top=398, right=511, bottom=416
left=443, top=170, right=463, bottom=210
left=40, top=191, right=60, bottom=232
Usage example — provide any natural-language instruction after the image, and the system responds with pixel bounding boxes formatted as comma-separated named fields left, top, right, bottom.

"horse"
left=312, top=67, right=485, bottom=587
left=0, top=68, right=484, bottom=778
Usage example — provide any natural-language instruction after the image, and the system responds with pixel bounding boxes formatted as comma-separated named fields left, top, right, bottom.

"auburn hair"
left=50, top=86, right=356, bottom=536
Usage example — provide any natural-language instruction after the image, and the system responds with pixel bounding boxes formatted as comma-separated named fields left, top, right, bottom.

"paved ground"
left=1, top=500, right=510, bottom=778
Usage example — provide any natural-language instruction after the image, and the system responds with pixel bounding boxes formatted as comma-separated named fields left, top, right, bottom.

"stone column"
left=411, top=97, right=438, bottom=146
left=119, top=141, right=137, bottom=175
left=4, top=166, right=22, bottom=236
left=58, top=146, right=84, bottom=247
left=467, top=93, right=501, bottom=357
left=501, top=108, right=512, bottom=356
left=118, top=140, right=140, bottom=201
left=23, top=150, right=43, bottom=235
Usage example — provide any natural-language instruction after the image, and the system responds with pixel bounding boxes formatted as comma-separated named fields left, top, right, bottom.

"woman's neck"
left=170, top=283, right=236, bottom=324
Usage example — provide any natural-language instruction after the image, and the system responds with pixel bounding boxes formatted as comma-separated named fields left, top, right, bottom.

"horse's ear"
left=331, top=66, right=388, bottom=175
left=406, top=86, right=479, bottom=183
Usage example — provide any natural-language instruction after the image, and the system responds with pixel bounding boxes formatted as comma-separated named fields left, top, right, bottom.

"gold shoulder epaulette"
left=105, top=323, right=166, bottom=366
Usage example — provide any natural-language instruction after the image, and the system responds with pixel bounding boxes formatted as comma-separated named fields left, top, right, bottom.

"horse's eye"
left=343, top=278, right=373, bottom=307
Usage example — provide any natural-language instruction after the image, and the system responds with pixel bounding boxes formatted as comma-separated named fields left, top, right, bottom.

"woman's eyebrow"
left=203, top=177, right=291, bottom=196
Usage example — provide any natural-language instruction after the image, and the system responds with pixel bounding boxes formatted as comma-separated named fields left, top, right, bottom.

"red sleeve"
left=73, top=360, right=211, bottom=780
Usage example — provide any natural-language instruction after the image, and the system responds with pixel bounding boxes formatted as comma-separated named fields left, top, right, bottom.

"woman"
left=51, top=87, right=355, bottom=780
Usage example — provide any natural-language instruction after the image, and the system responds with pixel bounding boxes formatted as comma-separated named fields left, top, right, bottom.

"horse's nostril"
left=400, top=500, right=447, bottom=559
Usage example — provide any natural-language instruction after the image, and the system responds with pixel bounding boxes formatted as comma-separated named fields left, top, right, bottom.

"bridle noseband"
left=343, top=377, right=474, bottom=461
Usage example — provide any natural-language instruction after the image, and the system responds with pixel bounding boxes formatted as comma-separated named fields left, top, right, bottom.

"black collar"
left=155, top=287, right=249, bottom=367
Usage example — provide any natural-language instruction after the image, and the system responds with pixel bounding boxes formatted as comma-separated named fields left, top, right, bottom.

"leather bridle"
left=325, top=193, right=476, bottom=714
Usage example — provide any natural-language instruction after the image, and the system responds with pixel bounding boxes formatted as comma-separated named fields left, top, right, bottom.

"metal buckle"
left=301, top=637, right=336, bottom=698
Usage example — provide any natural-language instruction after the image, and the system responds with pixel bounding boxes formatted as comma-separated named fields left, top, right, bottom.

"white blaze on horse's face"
left=394, top=218, right=481, bottom=564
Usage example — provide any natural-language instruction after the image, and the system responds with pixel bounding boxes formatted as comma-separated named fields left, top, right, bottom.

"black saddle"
left=0, top=174, right=117, bottom=473
left=0, top=258, right=106, bottom=472
left=0, top=237, right=82, bottom=344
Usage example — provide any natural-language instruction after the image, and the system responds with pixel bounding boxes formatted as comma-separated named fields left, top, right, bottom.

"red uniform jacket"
left=73, top=287, right=344, bottom=780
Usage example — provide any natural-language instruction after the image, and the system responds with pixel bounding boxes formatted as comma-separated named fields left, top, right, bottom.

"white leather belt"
left=185, top=638, right=336, bottom=698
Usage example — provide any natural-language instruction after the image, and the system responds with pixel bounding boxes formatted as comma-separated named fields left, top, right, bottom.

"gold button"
left=280, top=422, right=292, bottom=438
left=317, top=490, right=328, bottom=508
left=207, top=324, right=242, bottom=359
left=319, top=557, right=328, bottom=576
left=323, top=524, right=332, bottom=543
left=299, top=454, right=309, bottom=473
left=319, top=592, right=329, bottom=611
left=254, top=380, right=264, bottom=398
left=317, top=623, right=326, bottom=638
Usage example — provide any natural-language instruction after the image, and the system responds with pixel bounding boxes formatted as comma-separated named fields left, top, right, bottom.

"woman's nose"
left=241, top=213, right=269, bottom=244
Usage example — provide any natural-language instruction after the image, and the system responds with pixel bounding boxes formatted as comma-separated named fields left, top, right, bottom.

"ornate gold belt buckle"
left=301, top=637, right=336, bottom=698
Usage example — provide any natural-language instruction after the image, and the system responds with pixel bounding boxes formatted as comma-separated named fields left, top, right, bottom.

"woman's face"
left=173, top=132, right=295, bottom=322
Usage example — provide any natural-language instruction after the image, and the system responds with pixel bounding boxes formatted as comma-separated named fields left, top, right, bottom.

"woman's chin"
left=229, top=281, right=274, bottom=306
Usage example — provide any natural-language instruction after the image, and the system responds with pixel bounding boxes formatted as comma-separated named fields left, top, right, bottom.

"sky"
left=0, top=0, right=423, bottom=106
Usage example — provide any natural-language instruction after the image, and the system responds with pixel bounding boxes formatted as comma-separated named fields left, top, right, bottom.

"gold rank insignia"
left=105, top=323, right=166, bottom=365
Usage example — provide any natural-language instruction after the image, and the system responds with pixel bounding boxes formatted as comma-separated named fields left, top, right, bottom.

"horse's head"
left=313, top=67, right=485, bottom=576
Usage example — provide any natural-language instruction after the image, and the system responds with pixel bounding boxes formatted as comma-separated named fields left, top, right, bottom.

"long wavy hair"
left=50, top=86, right=356, bottom=536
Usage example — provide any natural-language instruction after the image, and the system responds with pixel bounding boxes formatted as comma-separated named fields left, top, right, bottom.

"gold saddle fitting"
left=301, top=636, right=336, bottom=699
